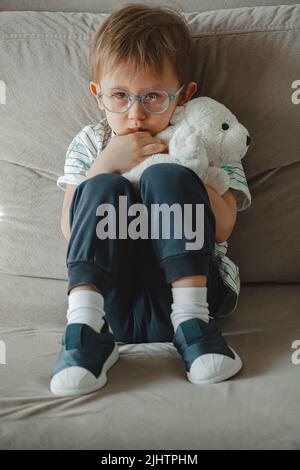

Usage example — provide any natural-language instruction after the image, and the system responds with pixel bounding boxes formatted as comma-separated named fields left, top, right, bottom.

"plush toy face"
left=181, top=97, right=250, bottom=167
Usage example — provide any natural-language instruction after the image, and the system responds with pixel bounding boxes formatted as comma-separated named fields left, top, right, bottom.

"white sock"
left=66, top=289, right=107, bottom=333
left=170, top=287, right=211, bottom=333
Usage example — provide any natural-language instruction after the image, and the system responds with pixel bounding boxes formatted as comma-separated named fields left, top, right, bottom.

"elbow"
left=60, top=224, right=70, bottom=243
left=63, top=229, right=71, bottom=243
left=215, top=216, right=237, bottom=243
left=60, top=215, right=71, bottom=242
left=215, top=229, right=229, bottom=244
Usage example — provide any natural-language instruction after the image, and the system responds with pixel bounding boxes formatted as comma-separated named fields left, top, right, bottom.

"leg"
left=67, top=173, right=142, bottom=343
left=71, top=285, right=98, bottom=293
left=138, top=163, right=242, bottom=382
left=132, top=162, right=217, bottom=343
left=139, top=163, right=216, bottom=290
left=51, top=173, right=142, bottom=396
left=172, top=275, right=207, bottom=287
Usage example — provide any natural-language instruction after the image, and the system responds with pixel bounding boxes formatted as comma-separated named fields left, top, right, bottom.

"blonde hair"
left=89, top=2, right=193, bottom=86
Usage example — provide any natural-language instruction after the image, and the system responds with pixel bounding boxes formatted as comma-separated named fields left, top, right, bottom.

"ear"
left=178, top=81, right=198, bottom=106
left=89, top=81, right=105, bottom=111
left=89, top=81, right=98, bottom=97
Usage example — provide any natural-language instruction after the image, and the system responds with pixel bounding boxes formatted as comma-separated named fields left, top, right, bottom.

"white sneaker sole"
left=50, top=343, right=119, bottom=397
left=186, top=347, right=242, bottom=385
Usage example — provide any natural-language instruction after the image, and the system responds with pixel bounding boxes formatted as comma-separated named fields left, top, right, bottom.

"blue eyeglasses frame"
left=96, top=83, right=186, bottom=115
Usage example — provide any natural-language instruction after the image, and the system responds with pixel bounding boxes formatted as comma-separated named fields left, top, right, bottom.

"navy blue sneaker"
left=50, top=319, right=119, bottom=396
left=173, top=317, right=242, bottom=384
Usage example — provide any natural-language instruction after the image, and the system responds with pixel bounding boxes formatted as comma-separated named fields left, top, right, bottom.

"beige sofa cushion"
left=0, top=4, right=299, bottom=282
left=1, top=0, right=297, bottom=13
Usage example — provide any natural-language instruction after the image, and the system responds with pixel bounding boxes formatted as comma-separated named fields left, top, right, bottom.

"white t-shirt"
left=57, top=117, right=252, bottom=318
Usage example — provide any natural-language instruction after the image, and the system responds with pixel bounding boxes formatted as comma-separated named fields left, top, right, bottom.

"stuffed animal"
left=122, top=96, right=251, bottom=195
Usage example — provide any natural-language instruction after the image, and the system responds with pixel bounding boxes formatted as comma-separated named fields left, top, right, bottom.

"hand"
left=204, top=183, right=237, bottom=243
left=204, top=166, right=230, bottom=196
left=100, top=131, right=168, bottom=174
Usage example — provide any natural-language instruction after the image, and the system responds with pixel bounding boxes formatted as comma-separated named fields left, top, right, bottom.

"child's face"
left=90, top=57, right=197, bottom=137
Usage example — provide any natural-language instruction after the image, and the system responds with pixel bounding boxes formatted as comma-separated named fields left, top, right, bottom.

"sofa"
left=0, top=0, right=300, bottom=450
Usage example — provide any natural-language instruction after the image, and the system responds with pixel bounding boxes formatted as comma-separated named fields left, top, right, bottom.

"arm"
left=60, top=153, right=117, bottom=242
left=60, top=184, right=77, bottom=242
left=204, top=184, right=237, bottom=243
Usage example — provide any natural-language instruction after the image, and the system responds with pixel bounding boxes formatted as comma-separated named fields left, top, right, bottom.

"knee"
left=140, top=163, right=205, bottom=192
left=80, top=173, right=134, bottom=197
left=141, top=162, right=186, bottom=181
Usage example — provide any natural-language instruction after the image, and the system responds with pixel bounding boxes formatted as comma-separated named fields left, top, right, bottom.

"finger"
left=134, top=133, right=157, bottom=145
left=136, top=132, right=160, bottom=143
left=141, top=136, right=167, bottom=146
left=134, top=131, right=162, bottom=140
left=133, top=131, right=152, bottom=137
left=141, top=142, right=167, bottom=157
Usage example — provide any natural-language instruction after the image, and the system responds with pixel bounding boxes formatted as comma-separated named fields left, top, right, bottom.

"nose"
left=127, top=98, right=147, bottom=120
left=246, top=135, right=251, bottom=146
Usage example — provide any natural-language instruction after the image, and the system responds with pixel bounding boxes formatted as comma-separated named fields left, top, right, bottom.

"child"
left=51, top=3, right=252, bottom=397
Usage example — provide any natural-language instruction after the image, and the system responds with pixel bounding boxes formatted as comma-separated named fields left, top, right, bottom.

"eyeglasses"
left=96, top=84, right=186, bottom=115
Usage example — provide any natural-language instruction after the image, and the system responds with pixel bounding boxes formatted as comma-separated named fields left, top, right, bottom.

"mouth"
left=116, top=129, right=148, bottom=136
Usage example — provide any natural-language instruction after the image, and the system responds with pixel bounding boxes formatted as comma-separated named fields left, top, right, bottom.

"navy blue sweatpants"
left=67, top=163, right=228, bottom=344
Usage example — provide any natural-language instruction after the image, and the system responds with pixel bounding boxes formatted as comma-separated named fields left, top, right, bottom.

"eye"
left=112, top=92, right=127, bottom=99
left=144, top=92, right=160, bottom=101
left=222, top=123, right=230, bottom=131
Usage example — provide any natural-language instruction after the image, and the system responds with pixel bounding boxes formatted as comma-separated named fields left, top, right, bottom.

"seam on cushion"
left=191, top=27, right=300, bottom=37
left=0, top=34, right=91, bottom=40
left=1, top=25, right=300, bottom=41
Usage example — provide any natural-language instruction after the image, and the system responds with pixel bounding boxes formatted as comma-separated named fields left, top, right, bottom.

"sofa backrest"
left=0, top=4, right=299, bottom=283
left=0, top=0, right=297, bottom=13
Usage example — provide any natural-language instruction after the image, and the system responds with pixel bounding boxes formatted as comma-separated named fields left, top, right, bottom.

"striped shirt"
left=57, top=117, right=252, bottom=318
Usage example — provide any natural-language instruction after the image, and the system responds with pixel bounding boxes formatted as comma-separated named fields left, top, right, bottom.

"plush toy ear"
left=170, top=105, right=185, bottom=125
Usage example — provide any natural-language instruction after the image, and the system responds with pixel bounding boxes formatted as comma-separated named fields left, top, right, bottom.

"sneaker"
left=172, top=317, right=242, bottom=384
left=50, top=319, right=119, bottom=397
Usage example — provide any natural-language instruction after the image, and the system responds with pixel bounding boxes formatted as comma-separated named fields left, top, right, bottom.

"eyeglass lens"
left=101, top=89, right=170, bottom=113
